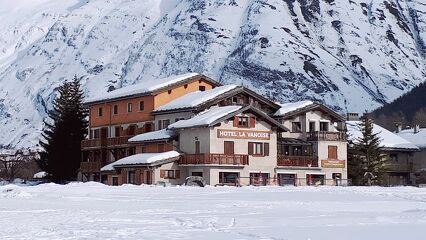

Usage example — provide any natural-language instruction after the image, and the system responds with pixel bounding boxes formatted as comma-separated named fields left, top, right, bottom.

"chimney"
left=414, top=124, right=420, bottom=134
left=347, top=113, right=359, bottom=121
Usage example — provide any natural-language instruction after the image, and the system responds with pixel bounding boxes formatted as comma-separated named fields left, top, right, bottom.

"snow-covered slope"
left=0, top=0, right=425, bottom=148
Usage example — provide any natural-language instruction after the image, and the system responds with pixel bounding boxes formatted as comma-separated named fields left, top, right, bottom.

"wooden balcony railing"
left=307, top=131, right=346, bottom=141
left=179, top=154, right=249, bottom=165
left=81, top=139, right=107, bottom=149
left=277, top=155, right=319, bottom=167
left=81, top=136, right=134, bottom=149
left=107, top=136, right=133, bottom=147
left=80, top=161, right=101, bottom=173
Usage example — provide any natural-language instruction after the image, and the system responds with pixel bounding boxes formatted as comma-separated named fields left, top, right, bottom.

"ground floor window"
left=306, top=174, right=325, bottom=186
left=128, top=171, right=136, bottom=184
left=192, top=172, right=203, bottom=177
left=219, top=172, right=239, bottom=185
left=160, top=170, right=180, bottom=179
left=250, top=173, right=269, bottom=186
left=278, top=174, right=296, bottom=186
left=112, top=176, right=119, bottom=186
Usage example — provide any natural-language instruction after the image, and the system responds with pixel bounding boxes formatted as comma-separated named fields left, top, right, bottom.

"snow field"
left=0, top=183, right=426, bottom=240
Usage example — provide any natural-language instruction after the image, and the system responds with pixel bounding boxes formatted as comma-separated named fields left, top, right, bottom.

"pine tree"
left=38, top=76, right=88, bottom=182
left=350, top=114, right=387, bottom=186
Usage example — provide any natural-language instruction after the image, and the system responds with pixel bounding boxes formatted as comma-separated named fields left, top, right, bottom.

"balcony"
left=80, top=162, right=101, bottom=173
left=307, top=131, right=346, bottom=141
left=277, top=155, right=319, bottom=167
left=107, top=136, right=133, bottom=148
left=179, top=154, right=249, bottom=166
left=81, top=136, right=134, bottom=150
left=81, top=139, right=107, bottom=149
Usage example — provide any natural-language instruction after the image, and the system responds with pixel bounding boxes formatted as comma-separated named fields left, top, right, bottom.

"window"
left=113, top=105, right=118, bottom=115
left=114, top=126, right=120, bottom=137
left=224, top=141, right=234, bottom=155
left=127, top=103, right=132, bottom=112
left=141, top=145, right=146, bottom=153
left=184, top=84, right=188, bottom=89
left=199, top=86, right=206, bottom=91
left=328, top=145, right=338, bottom=159
left=98, top=107, right=103, bottom=117
left=139, top=101, right=145, bottom=111
left=127, top=147, right=135, bottom=156
left=309, top=122, right=315, bottom=132
left=160, top=170, right=180, bottom=179
left=158, top=119, right=170, bottom=130
left=248, top=142, right=264, bottom=156
left=219, top=172, right=239, bottom=185
left=128, top=171, right=136, bottom=184
left=168, top=89, right=172, bottom=94
left=192, top=172, right=203, bottom=177
left=238, top=117, right=249, bottom=127
left=390, top=154, right=398, bottom=162
left=127, top=125, right=136, bottom=135
left=320, top=122, right=329, bottom=131
left=292, top=122, right=301, bottom=132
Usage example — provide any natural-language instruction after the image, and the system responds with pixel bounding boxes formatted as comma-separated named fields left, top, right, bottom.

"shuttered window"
left=160, top=170, right=180, bottom=179
left=224, top=141, right=234, bottom=155
left=249, top=117, right=256, bottom=128
left=264, top=143, right=269, bottom=156
left=248, top=142, right=263, bottom=156
left=328, top=146, right=338, bottom=159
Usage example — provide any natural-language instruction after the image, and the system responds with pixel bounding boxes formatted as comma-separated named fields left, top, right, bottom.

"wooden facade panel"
left=153, top=79, right=214, bottom=108
left=90, top=95, right=155, bottom=128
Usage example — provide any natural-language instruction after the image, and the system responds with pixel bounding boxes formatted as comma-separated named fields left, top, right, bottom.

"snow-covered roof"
left=101, top=151, right=181, bottom=171
left=346, top=121, right=419, bottom=151
left=129, top=129, right=175, bottom=142
left=167, top=106, right=242, bottom=129
left=86, top=73, right=202, bottom=103
left=397, top=128, right=426, bottom=149
left=33, top=171, right=47, bottom=179
left=154, top=85, right=238, bottom=112
left=274, top=100, right=314, bottom=116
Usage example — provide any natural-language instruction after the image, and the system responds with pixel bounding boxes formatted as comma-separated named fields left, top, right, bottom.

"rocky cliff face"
left=0, top=0, right=425, bottom=147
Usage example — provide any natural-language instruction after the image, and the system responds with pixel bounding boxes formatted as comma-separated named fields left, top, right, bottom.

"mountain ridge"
left=0, top=0, right=425, bottom=148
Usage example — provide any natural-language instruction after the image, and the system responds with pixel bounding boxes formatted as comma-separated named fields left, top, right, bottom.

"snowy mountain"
left=0, top=0, right=425, bottom=148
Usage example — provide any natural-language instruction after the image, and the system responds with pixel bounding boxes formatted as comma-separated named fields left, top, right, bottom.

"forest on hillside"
left=371, top=82, right=426, bottom=130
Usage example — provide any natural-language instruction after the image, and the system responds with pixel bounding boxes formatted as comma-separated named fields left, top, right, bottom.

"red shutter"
left=160, top=170, right=165, bottom=178
left=250, top=117, right=256, bottom=128
left=264, top=143, right=269, bottom=156
left=248, top=142, right=254, bottom=155
left=233, top=116, right=239, bottom=127
left=175, top=170, right=180, bottom=179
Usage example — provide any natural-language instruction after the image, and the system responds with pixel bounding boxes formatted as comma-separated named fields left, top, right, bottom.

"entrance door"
left=112, top=176, right=119, bottom=186
left=278, top=174, right=296, bottom=186
left=224, top=141, right=234, bottom=155
left=332, top=173, right=342, bottom=186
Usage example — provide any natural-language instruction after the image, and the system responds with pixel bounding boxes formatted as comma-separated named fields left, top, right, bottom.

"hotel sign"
left=321, top=160, right=345, bottom=168
left=217, top=129, right=271, bottom=140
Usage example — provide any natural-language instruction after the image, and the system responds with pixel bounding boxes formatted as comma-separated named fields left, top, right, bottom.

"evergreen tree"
left=38, top=76, right=88, bottom=182
left=349, top=114, right=387, bottom=186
